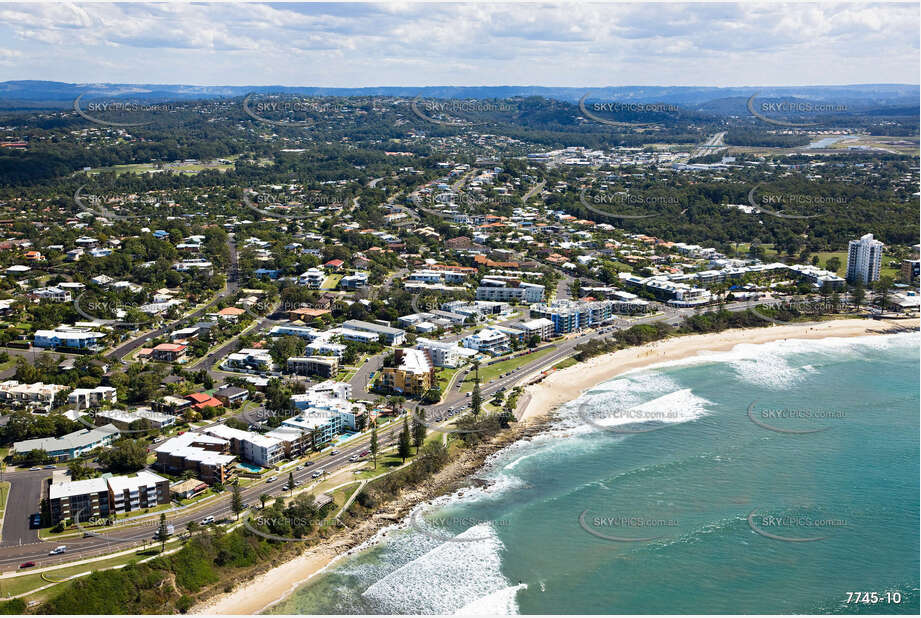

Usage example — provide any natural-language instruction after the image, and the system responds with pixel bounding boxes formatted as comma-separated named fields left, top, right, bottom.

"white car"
left=48, top=545, right=67, bottom=555
left=200, top=516, right=215, bottom=525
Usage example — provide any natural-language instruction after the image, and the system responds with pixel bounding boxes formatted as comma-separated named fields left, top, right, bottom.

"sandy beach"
left=519, top=317, right=917, bottom=421
left=194, top=317, right=915, bottom=615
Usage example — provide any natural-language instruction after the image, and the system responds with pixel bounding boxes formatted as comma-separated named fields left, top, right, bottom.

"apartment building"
left=154, top=432, right=236, bottom=485
left=378, top=348, right=435, bottom=396
left=475, top=277, right=545, bottom=303
left=107, top=471, right=171, bottom=516
left=0, top=380, right=68, bottom=410
left=461, top=328, right=510, bottom=355
left=95, top=408, right=176, bottom=430
left=201, top=425, right=284, bottom=468
left=529, top=300, right=613, bottom=334
left=847, top=233, right=884, bottom=284
left=287, top=355, right=339, bottom=378
left=67, top=386, right=117, bottom=410
left=48, top=472, right=171, bottom=524
left=224, top=348, right=274, bottom=372
left=415, top=338, right=477, bottom=368
left=341, top=319, right=406, bottom=345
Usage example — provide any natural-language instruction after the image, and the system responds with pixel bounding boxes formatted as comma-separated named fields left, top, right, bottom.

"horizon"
left=0, top=2, right=917, bottom=87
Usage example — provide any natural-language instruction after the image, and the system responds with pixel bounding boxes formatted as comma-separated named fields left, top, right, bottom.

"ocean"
left=267, top=333, right=920, bottom=615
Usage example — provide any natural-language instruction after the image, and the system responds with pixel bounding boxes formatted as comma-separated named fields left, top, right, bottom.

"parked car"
left=19, top=561, right=35, bottom=569
left=48, top=545, right=67, bottom=555
left=359, top=450, right=369, bottom=457
left=200, top=516, right=215, bottom=525
left=330, top=450, right=339, bottom=455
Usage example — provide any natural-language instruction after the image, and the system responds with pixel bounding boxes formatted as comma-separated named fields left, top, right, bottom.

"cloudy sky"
left=0, top=2, right=916, bottom=87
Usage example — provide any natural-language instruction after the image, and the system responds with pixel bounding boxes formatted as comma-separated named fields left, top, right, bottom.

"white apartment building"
left=461, top=328, right=510, bottom=355
left=847, top=233, right=884, bottom=285
left=475, top=278, right=545, bottom=304
left=67, top=386, right=117, bottom=410
left=414, top=338, right=476, bottom=368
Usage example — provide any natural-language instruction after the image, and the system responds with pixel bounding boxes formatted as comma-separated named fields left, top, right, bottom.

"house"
left=185, top=392, right=223, bottom=412
left=288, top=307, right=331, bottom=321
left=299, top=268, right=325, bottom=289
left=213, top=386, right=249, bottom=406
left=34, top=326, right=105, bottom=350
left=224, top=348, right=274, bottom=372
left=151, top=343, right=187, bottom=362
left=209, top=307, right=246, bottom=322
left=324, top=259, right=344, bottom=271
left=339, top=272, right=369, bottom=290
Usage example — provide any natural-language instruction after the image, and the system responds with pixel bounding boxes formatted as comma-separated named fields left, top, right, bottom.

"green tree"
left=370, top=425, right=379, bottom=469
left=157, top=513, right=169, bottom=552
left=288, top=472, right=295, bottom=492
left=875, top=275, right=893, bottom=309
left=852, top=281, right=866, bottom=309
left=259, top=493, right=270, bottom=510
left=411, top=408, right=426, bottom=450
left=398, top=417, right=411, bottom=462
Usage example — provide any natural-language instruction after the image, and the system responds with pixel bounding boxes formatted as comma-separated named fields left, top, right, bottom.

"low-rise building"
left=288, top=355, right=339, bottom=378
left=201, top=425, right=284, bottom=468
left=95, top=408, right=176, bottom=430
left=378, top=348, right=435, bottom=396
left=12, top=424, right=120, bottom=461
left=461, top=329, right=510, bottom=355
left=33, top=326, right=105, bottom=350
left=154, top=432, right=236, bottom=485
left=107, top=471, right=171, bottom=516
left=475, top=278, right=545, bottom=303
left=0, top=380, right=68, bottom=409
left=414, top=337, right=477, bottom=368
left=341, top=320, right=406, bottom=345
left=67, top=386, right=117, bottom=410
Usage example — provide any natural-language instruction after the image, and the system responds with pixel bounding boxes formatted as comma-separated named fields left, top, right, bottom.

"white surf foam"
left=360, top=523, right=513, bottom=614
left=455, top=583, right=526, bottom=615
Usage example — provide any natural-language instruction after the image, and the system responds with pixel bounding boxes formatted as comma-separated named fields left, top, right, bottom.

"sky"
left=0, top=2, right=917, bottom=87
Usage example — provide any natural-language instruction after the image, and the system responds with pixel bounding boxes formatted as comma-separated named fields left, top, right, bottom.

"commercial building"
left=12, top=424, right=120, bottom=461
left=618, top=273, right=712, bottom=307
left=847, top=233, right=884, bottom=284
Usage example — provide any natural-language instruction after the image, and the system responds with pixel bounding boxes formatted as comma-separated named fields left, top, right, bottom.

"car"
left=29, top=466, right=40, bottom=471
left=348, top=455, right=359, bottom=462
left=19, top=561, right=36, bottom=569
left=48, top=545, right=67, bottom=555
left=311, top=470, right=323, bottom=478
left=303, top=460, right=314, bottom=466
left=267, top=476, right=278, bottom=482
left=359, top=450, right=369, bottom=457
left=200, top=516, right=215, bottom=525
left=295, top=465, right=303, bottom=470
left=43, top=465, right=56, bottom=470
left=330, top=450, right=339, bottom=455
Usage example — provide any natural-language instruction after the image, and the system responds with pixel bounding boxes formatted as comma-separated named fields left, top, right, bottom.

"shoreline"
left=193, top=317, right=916, bottom=615
left=519, top=317, right=917, bottom=421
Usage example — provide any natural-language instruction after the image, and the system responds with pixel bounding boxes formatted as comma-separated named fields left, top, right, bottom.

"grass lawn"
left=321, top=275, right=342, bottom=290
left=331, top=482, right=362, bottom=509
left=809, top=250, right=899, bottom=280
left=460, top=347, right=554, bottom=392
left=552, top=357, right=579, bottom=370
left=435, top=367, right=459, bottom=391
left=3, top=547, right=165, bottom=598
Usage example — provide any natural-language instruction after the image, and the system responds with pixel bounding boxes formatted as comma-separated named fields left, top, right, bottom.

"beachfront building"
left=378, top=348, right=435, bottom=396
left=48, top=477, right=111, bottom=524
left=461, top=328, right=510, bottom=355
left=200, top=425, right=284, bottom=468
left=414, top=338, right=477, bottom=368
left=154, top=432, right=237, bottom=485
left=529, top=300, right=613, bottom=334
left=107, top=471, right=171, bottom=515
left=847, top=233, right=884, bottom=285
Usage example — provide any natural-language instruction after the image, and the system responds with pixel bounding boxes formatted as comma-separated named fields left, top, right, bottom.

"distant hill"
left=0, top=80, right=917, bottom=117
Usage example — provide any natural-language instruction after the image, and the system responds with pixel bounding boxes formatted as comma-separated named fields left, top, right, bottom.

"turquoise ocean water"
left=268, top=333, right=919, bottom=614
